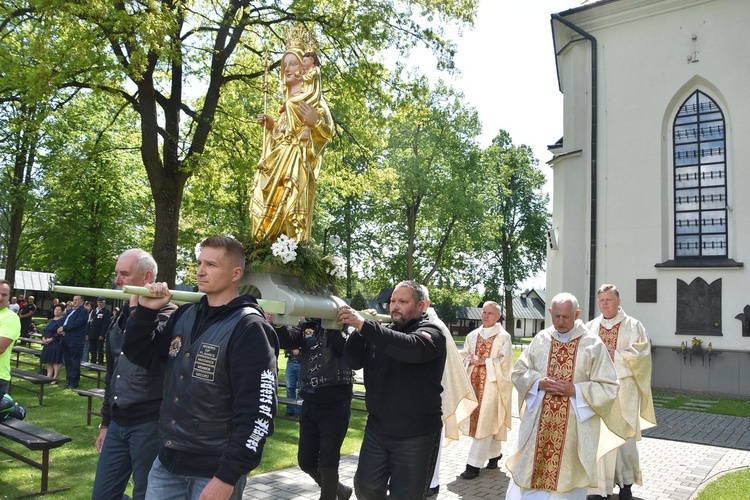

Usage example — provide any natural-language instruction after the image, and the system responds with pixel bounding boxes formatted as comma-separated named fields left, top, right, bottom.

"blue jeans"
left=145, top=457, right=246, bottom=500
left=92, top=419, right=160, bottom=500
left=285, top=361, right=301, bottom=416
left=354, top=423, right=440, bottom=500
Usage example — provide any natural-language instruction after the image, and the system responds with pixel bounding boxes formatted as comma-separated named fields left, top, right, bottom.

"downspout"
left=551, top=14, right=598, bottom=319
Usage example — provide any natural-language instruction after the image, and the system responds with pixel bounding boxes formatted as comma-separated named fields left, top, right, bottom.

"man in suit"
left=88, top=298, right=111, bottom=365
left=58, top=295, right=90, bottom=388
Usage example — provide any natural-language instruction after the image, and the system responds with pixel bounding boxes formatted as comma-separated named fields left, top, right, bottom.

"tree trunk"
left=150, top=172, right=187, bottom=288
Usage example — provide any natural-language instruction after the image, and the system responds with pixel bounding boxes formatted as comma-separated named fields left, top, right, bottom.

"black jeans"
left=354, top=424, right=440, bottom=500
left=298, top=396, right=352, bottom=500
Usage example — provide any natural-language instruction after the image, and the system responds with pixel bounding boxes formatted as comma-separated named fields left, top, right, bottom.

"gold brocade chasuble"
left=597, top=323, right=620, bottom=350
left=530, top=337, right=582, bottom=491
left=468, top=335, right=495, bottom=436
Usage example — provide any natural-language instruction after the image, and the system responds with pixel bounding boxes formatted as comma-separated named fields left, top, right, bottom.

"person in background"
left=457, top=301, right=513, bottom=480
left=284, top=346, right=302, bottom=417
left=40, top=304, right=65, bottom=383
left=87, top=298, right=111, bottom=365
left=18, top=295, right=36, bottom=338
left=587, top=284, right=656, bottom=500
left=0, top=280, right=21, bottom=398
left=58, top=295, right=89, bottom=389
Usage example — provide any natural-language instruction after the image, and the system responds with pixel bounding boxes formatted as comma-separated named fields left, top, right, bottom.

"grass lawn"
left=696, top=467, right=750, bottom=499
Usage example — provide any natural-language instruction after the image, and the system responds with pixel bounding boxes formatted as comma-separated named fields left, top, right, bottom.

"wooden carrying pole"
left=52, top=285, right=389, bottom=324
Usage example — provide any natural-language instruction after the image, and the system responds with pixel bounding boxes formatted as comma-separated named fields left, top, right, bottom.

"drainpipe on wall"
left=551, top=14, right=598, bottom=319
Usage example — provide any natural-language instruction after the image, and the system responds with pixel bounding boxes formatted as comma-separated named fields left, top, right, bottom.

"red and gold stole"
left=468, top=335, right=495, bottom=436
left=530, top=336, right=581, bottom=491
left=597, top=323, right=620, bottom=350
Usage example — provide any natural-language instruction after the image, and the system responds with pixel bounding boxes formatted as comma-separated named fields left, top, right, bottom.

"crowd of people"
left=0, top=238, right=654, bottom=500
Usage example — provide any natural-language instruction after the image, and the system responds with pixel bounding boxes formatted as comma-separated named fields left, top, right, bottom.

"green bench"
left=0, top=418, right=72, bottom=497
left=9, top=369, right=56, bottom=406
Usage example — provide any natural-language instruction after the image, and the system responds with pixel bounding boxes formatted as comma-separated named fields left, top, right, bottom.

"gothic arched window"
left=673, top=91, right=727, bottom=258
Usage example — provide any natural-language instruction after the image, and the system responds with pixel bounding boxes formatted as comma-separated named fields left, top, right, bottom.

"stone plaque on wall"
left=636, top=279, right=657, bottom=303
left=676, top=277, right=722, bottom=336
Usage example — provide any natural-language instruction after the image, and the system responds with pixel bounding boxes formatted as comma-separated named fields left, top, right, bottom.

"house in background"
left=548, top=0, right=750, bottom=395
left=511, top=289, right=546, bottom=338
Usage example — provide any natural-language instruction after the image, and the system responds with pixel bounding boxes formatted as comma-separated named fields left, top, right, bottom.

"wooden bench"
left=80, top=362, right=106, bottom=388
left=73, top=388, right=105, bottom=425
left=12, top=346, right=42, bottom=370
left=9, top=369, right=56, bottom=406
left=0, top=418, right=72, bottom=497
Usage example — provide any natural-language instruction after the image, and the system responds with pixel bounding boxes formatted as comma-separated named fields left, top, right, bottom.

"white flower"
left=324, top=255, right=346, bottom=280
left=271, top=235, right=298, bottom=264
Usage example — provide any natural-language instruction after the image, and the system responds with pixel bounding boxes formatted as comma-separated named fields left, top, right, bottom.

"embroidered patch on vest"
left=193, top=343, right=220, bottom=382
left=303, top=327, right=315, bottom=338
left=168, top=336, right=182, bottom=358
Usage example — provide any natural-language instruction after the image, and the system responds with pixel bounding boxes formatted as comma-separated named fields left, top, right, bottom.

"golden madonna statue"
left=251, top=27, right=334, bottom=242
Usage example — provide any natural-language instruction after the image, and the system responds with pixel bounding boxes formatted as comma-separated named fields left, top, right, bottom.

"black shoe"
left=619, top=484, right=632, bottom=500
left=427, top=485, right=439, bottom=497
left=337, top=483, right=352, bottom=500
left=485, top=453, right=503, bottom=469
left=460, top=465, right=480, bottom=480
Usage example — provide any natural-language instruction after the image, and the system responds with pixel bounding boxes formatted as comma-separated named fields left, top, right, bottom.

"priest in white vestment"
left=586, top=284, right=656, bottom=500
left=457, top=301, right=513, bottom=480
left=506, top=293, right=619, bottom=500
left=423, top=287, right=478, bottom=497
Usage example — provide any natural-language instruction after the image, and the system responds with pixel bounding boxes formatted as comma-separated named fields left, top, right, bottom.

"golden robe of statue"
left=251, top=46, right=334, bottom=242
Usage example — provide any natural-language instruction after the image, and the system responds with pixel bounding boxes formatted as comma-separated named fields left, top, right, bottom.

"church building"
left=547, top=0, right=750, bottom=395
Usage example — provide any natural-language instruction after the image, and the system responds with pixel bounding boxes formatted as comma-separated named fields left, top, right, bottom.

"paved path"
left=244, top=406, right=750, bottom=500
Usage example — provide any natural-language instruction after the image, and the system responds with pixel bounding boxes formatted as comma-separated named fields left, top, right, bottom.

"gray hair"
left=119, top=248, right=158, bottom=280
left=483, top=301, right=502, bottom=316
left=550, top=292, right=579, bottom=312
left=394, top=280, right=427, bottom=303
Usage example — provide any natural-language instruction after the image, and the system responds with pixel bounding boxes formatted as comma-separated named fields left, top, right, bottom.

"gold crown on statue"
left=285, top=25, right=319, bottom=54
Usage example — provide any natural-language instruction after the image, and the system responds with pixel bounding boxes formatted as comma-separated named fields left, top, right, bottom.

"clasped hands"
left=469, top=354, right=485, bottom=366
left=538, top=376, right=575, bottom=397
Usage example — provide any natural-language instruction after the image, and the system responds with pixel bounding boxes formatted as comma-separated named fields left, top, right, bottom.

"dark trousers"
left=62, top=339, right=84, bottom=388
left=88, top=336, right=104, bottom=364
left=298, top=396, right=352, bottom=500
left=354, top=423, right=440, bottom=500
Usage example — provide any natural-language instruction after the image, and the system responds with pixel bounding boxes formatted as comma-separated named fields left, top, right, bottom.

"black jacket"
left=276, top=319, right=353, bottom=405
left=123, top=294, right=279, bottom=485
left=101, top=303, right=177, bottom=427
left=345, top=314, right=446, bottom=439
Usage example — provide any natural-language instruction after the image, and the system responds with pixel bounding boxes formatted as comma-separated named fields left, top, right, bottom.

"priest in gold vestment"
left=457, top=301, right=513, bottom=480
left=506, top=293, right=619, bottom=500
left=586, top=284, right=656, bottom=500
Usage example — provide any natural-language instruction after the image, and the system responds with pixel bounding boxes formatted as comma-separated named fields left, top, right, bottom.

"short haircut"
left=394, top=280, right=426, bottom=303
left=419, top=285, right=431, bottom=302
left=119, top=248, right=158, bottom=280
left=483, top=301, right=502, bottom=316
left=200, top=235, right=246, bottom=269
left=0, top=279, right=9, bottom=287
left=597, top=283, right=620, bottom=298
left=550, top=292, right=580, bottom=312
